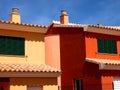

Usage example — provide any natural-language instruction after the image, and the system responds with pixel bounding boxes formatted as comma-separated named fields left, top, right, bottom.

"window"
left=27, top=86, right=42, bottom=90
left=97, top=38, right=117, bottom=54
left=0, top=86, right=4, bottom=90
left=113, top=77, right=120, bottom=90
left=74, top=79, right=83, bottom=90
left=0, top=78, right=9, bottom=90
left=0, top=36, right=25, bottom=55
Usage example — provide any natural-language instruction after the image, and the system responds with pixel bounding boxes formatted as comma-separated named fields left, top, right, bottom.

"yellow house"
left=0, top=8, right=60, bottom=90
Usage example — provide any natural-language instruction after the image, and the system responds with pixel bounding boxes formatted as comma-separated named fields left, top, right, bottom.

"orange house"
left=0, top=8, right=60, bottom=90
left=45, top=10, right=120, bottom=90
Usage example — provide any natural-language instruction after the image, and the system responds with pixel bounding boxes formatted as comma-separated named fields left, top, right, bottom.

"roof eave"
left=84, top=26, right=120, bottom=36
left=0, top=22, right=48, bottom=33
left=86, top=58, right=120, bottom=70
left=0, top=72, right=61, bottom=77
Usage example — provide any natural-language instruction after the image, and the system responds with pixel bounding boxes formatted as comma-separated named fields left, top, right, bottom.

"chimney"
left=10, top=8, right=21, bottom=23
left=60, top=10, right=69, bottom=25
left=97, top=23, right=102, bottom=27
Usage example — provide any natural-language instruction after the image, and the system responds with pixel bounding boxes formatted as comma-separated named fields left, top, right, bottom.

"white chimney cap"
left=12, top=8, right=19, bottom=14
left=61, top=10, right=68, bottom=15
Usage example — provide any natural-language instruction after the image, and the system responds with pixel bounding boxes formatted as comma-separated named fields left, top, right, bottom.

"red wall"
left=52, top=27, right=102, bottom=90
left=85, top=32, right=120, bottom=90
left=85, top=32, right=120, bottom=60
left=0, top=82, right=9, bottom=90
left=60, top=29, right=85, bottom=90
left=45, top=25, right=120, bottom=90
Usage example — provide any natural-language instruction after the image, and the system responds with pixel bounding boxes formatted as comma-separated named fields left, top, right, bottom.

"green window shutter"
left=0, top=36, right=5, bottom=54
left=0, top=36, right=25, bottom=56
left=16, top=38, right=25, bottom=55
left=97, top=38, right=117, bottom=54
left=110, top=40, right=117, bottom=54
left=105, top=39, right=109, bottom=53
left=97, top=38, right=105, bottom=53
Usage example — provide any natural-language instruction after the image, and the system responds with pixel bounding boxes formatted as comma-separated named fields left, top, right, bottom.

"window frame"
left=97, top=38, right=117, bottom=54
left=74, top=79, right=83, bottom=90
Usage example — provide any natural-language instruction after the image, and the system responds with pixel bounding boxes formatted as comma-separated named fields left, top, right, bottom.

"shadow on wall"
left=10, top=77, right=58, bottom=86
left=0, top=29, right=44, bottom=42
left=83, top=62, right=102, bottom=90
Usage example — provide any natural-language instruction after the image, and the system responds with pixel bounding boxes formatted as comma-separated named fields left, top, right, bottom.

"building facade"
left=0, top=8, right=60, bottom=90
left=1, top=8, right=120, bottom=90
left=45, top=10, right=120, bottom=90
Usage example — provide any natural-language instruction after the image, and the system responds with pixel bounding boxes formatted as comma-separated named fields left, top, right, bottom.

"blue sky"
left=0, top=0, right=120, bottom=26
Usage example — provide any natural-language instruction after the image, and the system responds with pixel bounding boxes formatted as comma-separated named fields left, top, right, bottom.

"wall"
left=101, top=76, right=113, bottom=90
left=60, top=32, right=85, bottom=89
left=83, top=62, right=102, bottom=90
left=58, top=28, right=85, bottom=90
left=45, top=28, right=61, bottom=87
left=45, top=35, right=60, bottom=70
left=85, top=31, right=120, bottom=90
left=85, top=32, right=120, bottom=60
left=59, top=29, right=102, bottom=90
left=10, top=77, right=58, bottom=90
left=0, top=29, right=45, bottom=64
left=46, top=26, right=104, bottom=90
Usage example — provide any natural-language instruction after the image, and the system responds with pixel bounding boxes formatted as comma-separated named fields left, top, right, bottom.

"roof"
left=51, top=22, right=120, bottom=36
left=0, top=63, right=60, bottom=73
left=0, top=20, right=47, bottom=28
left=52, top=21, right=120, bottom=31
left=88, top=25, right=120, bottom=31
left=52, top=20, right=88, bottom=28
left=0, top=20, right=48, bottom=33
left=86, top=58, right=120, bottom=65
left=86, top=58, right=120, bottom=70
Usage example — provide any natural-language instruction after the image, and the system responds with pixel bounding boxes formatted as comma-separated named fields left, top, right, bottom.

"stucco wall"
left=85, top=32, right=120, bottom=90
left=46, top=27, right=100, bottom=90
left=10, top=77, right=58, bottom=90
left=60, top=32, right=85, bottom=90
left=85, top=32, right=120, bottom=60
left=45, top=35, right=60, bottom=70
left=10, top=85, right=58, bottom=90
left=0, top=29, right=45, bottom=64
left=101, top=76, right=113, bottom=90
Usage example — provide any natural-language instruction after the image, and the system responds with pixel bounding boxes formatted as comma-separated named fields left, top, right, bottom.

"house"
left=1, top=8, right=120, bottom=90
left=0, top=8, right=60, bottom=90
left=45, top=10, right=120, bottom=90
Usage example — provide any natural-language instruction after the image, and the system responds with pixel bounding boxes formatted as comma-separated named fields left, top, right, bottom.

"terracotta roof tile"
left=0, top=20, right=48, bottom=28
left=88, top=25, right=120, bottom=31
left=52, top=21, right=120, bottom=31
left=0, top=63, right=60, bottom=73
